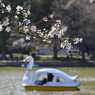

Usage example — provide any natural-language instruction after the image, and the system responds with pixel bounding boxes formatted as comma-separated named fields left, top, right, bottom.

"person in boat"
left=57, top=78, right=59, bottom=82
left=47, top=73, right=54, bottom=81
left=39, top=73, right=54, bottom=85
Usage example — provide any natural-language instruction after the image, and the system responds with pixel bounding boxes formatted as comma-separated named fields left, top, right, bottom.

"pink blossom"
left=31, top=26, right=37, bottom=32
left=64, top=40, right=69, bottom=43
left=37, top=29, right=41, bottom=34
left=56, top=20, right=61, bottom=24
left=73, top=38, right=83, bottom=44
left=43, top=17, right=48, bottom=22
left=50, top=14, right=53, bottom=18
left=61, top=42, right=65, bottom=48
left=26, top=35, right=30, bottom=40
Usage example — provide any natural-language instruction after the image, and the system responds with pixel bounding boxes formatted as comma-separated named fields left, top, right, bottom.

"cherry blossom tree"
left=0, top=0, right=31, bottom=58
left=0, top=0, right=93, bottom=58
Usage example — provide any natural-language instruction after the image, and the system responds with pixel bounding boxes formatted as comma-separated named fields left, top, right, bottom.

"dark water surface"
left=0, top=67, right=95, bottom=95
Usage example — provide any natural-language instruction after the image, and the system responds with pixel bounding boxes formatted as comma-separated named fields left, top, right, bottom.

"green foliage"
left=89, top=54, right=95, bottom=60
left=11, top=53, right=28, bottom=58
left=30, top=51, right=36, bottom=58
left=7, top=0, right=24, bottom=6
left=0, top=31, right=10, bottom=48
left=30, top=0, right=54, bottom=29
left=25, top=45, right=35, bottom=51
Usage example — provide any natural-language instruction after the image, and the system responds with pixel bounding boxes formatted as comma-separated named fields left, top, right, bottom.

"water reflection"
left=0, top=67, right=95, bottom=95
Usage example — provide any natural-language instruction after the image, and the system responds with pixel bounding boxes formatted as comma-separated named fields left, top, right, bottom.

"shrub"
left=30, top=51, right=36, bottom=58
left=89, top=54, right=95, bottom=60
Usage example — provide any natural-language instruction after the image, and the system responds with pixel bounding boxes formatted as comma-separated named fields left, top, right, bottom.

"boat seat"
left=35, top=80, right=42, bottom=85
left=45, top=82, right=55, bottom=86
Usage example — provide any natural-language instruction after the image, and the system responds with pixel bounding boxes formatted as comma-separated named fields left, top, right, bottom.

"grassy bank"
left=0, top=54, right=95, bottom=67
left=3, top=53, right=90, bottom=61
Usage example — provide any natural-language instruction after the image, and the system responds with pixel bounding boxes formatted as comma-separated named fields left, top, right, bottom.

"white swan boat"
left=22, top=56, right=80, bottom=91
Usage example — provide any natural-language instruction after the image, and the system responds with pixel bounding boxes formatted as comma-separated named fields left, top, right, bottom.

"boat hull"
left=24, top=86, right=78, bottom=91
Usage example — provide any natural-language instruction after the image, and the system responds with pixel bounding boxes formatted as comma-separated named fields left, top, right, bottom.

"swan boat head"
left=22, top=56, right=34, bottom=86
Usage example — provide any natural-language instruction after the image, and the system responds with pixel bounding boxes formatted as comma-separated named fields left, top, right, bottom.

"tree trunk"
left=1, top=47, right=6, bottom=59
left=53, top=49, right=58, bottom=59
left=81, top=47, right=85, bottom=62
left=53, top=41, right=58, bottom=59
left=21, top=48, right=24, bottom=60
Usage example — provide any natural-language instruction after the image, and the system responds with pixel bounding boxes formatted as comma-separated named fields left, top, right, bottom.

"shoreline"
left=0, top=60, right=95, bottom=67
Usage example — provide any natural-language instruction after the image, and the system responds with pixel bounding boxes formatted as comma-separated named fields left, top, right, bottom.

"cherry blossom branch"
left=0, top=0, right=93, bottom=50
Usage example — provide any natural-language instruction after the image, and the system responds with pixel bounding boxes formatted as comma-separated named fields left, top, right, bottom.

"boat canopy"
left=32, top=68, right=77, bottom=83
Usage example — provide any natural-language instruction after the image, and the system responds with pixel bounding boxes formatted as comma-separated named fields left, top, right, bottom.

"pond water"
left=0, top=67, right=95, bottom=95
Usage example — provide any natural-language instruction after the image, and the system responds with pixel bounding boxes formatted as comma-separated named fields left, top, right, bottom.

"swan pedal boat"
left=22, top=56, right=80, bottom=91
